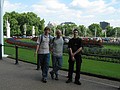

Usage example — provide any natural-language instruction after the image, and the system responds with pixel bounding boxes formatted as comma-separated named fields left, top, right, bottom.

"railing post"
left=15, top=45, right=18, bottom=64
left=0, top=44, right=2, bottom=60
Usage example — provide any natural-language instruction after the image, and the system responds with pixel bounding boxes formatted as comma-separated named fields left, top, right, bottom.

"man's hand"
left=72, top=56, right=75, bottom=61
left=34, top=51, right=37, bottom=57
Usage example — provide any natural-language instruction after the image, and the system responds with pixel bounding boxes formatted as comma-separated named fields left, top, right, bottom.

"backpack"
left=39, top=34, right=52, bottom=45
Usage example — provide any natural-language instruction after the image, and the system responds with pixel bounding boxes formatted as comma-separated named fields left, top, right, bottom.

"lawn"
left=4, top=38, right=120, bottom=80
left=4, top=46, right=120, bottom=79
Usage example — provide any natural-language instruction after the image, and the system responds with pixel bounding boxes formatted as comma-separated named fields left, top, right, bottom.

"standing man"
left=49, top=30, right=64, bottom=80
left=66, top=29, right=82, bottom=85
left=35, top=27, right=52, bottom=83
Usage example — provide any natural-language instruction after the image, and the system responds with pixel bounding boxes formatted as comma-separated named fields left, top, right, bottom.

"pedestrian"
left=49, top=30, right=64, bottom=80
left=66, top=29, right=82, bottom=85
left=35, top=27, right=52, bottom=83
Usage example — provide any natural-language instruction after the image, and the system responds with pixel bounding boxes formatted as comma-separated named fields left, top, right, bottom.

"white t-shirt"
left=37, top=34, right=50, bottom=54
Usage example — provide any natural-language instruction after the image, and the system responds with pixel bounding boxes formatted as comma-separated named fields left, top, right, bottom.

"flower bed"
left=5, top=38, right=37, bottom=49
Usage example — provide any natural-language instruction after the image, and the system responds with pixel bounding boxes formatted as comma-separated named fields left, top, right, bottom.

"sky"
left=3, top=0, right=120, bottom=27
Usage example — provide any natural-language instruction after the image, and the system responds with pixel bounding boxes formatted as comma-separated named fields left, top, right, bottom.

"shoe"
left=66, top=79, right=72, bottom=83
left=49, top=71, right=54, bottom=79
left=41, top=78, right=47, bottom=83
left=36, top=68, right=40, bottom=70
left=74, top=81, right=81, bottom=85
left=55, top=76, right=59, bottom=80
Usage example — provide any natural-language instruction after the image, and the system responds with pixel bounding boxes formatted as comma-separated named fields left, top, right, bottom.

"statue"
left=23, top=24, right=27, bottom=35
left=63, top=28, right=65, bottom=36
left=23, top=24, right=27, bottom=38
left=6, top=18, right=10, bottom=38
left=32, top=26, right=35, bottom=37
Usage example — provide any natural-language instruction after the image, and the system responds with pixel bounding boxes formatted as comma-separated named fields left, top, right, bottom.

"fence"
left=0, top=44, right=120, bottom=81
left=1, top=44, right=120, bottom=64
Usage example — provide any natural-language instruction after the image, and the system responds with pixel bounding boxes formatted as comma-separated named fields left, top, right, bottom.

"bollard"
left=0, top=44, right=2, bottom=60
left=15, top=45, right=18, bottom=64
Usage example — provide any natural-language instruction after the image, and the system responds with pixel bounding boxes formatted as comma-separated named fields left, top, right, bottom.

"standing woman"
left=66, top=29, right=82, bottom=85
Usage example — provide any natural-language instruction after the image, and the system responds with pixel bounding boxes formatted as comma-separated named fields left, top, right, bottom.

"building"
left=100, top=21, right=110, bottom=30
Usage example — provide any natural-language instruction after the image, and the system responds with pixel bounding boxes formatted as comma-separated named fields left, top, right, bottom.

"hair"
left=73, top=29, right=79, bottom=32
left=44, top=27, right=50, bottom=31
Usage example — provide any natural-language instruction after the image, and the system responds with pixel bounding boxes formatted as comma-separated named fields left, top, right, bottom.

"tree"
left=88, top=23, right=102, bottom=37
left=106, top=26, right=114, bottom=37
left=3, top=11, right=45, bottom=36
left=113, top=27, right=120, bottom=37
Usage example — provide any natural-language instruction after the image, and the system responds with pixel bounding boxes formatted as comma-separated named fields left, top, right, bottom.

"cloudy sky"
left=3, top=0, right=120, bottom=27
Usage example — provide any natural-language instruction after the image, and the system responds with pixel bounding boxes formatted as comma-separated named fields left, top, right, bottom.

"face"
left=56, top=30, right=62, bottom=37
left=44, top=29, right=50, bottom=35
left=73, top=31, right=78, bottom=36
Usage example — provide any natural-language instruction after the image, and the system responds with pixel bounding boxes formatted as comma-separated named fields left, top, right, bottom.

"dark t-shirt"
left=68, top=37, right=82, bottom=54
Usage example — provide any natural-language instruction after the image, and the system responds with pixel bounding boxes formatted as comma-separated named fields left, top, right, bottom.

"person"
left=66, top=29, right=82, bottom=85
left=49, top=30, right=64, bottom=80
left=35, top=27, right=52, bottom=83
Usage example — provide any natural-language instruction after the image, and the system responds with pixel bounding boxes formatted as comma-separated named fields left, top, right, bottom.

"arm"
left=35, top=45, right=39, bottom=54
left=35, top=36, right=41, bottom=56
left=73, top=47, right=82, bottom=55
left=69, top=48, right=75, bottom=61
left=73, top=38, right=82, bottom=56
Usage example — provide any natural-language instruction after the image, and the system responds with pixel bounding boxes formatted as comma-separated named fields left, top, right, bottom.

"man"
left=49, top=30, right=64, bottom=80
left=35, top=27, right=52, bottom=83
left=66, top=29, right=82, bottom=85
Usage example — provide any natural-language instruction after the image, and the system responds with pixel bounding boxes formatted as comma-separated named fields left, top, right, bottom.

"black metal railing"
left=1, top=44, right=120, bottom=64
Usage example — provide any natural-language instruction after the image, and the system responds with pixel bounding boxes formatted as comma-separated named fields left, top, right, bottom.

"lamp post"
left=0, top=0, right=4, bottom=59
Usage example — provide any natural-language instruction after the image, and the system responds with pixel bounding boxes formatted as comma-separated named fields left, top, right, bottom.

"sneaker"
left=36, top=68, right=40, bottom=70
left=49, top=71, right=54, bottom=79
left=55, top=76, right=59, bottom=80
left=66, top=79, right=72, bottom=83
left=41, top=78, right=47, bottom=83
left=74, top=81, right=81, bottom=85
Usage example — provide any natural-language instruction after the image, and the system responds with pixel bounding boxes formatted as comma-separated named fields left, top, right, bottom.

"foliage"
left=114, top=27, right=120, bottom=37
left=3, top=11, right=120, bottom=37
left=3, top=11, right=45, bottom=36
left=88, top=23, right=102, bottom=37
left=106, top=25, right=115, bottom=37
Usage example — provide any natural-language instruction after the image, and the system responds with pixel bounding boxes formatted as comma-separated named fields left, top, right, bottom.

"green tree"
left=106, top=26, right=114, bottom=37
left=88, top=23, right=102, bottom=37
left=113, top=27, right=120, bottom=37
left=3, top=11, right=45, bottom=36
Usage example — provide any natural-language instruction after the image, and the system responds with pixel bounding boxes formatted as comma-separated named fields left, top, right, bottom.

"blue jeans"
left=51, top=55, right=63, bottom=76
left=38, top=53, right=50, bottom=79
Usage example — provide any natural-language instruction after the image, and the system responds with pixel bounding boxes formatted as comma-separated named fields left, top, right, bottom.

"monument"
left=63, top=28, right=65, bottom=36
left=32, top=26, right=35, bottom=37
left=23, top=23, right=27, bottom=38
left=6, top=18, right=10, bottom=38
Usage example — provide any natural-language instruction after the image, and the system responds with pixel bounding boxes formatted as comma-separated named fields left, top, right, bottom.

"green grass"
left=4, top=38, right=120, bottom=79
left=4, top=47, right=120, bottom=79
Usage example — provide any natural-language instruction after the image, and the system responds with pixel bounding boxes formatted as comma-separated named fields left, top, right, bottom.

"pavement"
left=0, top=57, right=120, bottom=90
